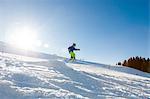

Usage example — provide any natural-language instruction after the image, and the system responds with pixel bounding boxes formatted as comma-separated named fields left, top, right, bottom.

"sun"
left=9, top=26, right=38, bottom=50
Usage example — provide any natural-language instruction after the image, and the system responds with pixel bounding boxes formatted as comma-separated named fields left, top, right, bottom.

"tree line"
left=117, top=56, right=150, bottom=73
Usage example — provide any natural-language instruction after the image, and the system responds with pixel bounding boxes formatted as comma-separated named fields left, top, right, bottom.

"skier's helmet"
left=73, top=43, right=76, bottom=46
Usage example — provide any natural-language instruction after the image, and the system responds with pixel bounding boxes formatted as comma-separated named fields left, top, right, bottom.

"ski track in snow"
left=0, top=53, right=150, bottom=99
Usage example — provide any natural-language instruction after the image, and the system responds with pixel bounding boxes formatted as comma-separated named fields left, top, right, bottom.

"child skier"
left=68, top=43, right=80, bottom=60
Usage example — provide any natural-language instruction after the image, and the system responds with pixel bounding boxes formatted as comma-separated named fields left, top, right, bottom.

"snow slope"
left=0, top=52, right=149, bottom=99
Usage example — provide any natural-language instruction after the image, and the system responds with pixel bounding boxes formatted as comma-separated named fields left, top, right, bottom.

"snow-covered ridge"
left=0, top=52, right=149, bottom=99
left=0, top=41, right=59, bottom=60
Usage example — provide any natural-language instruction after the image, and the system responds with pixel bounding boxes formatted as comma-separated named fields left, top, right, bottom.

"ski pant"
left=69, top=52, right=75, bottom=59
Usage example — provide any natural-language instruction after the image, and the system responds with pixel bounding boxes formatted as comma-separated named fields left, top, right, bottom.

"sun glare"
left=9, top=26, right=38, bottom=50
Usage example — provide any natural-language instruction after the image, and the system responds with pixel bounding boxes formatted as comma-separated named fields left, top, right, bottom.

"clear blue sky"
left=0, top=0, right=149, bottom=64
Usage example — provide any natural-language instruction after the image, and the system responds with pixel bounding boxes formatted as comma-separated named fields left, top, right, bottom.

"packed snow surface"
left=0, top=53, right=149, bottom=99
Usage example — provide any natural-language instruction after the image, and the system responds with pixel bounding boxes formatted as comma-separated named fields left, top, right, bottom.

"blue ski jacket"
left=68, top=46, right=80, bottom=53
